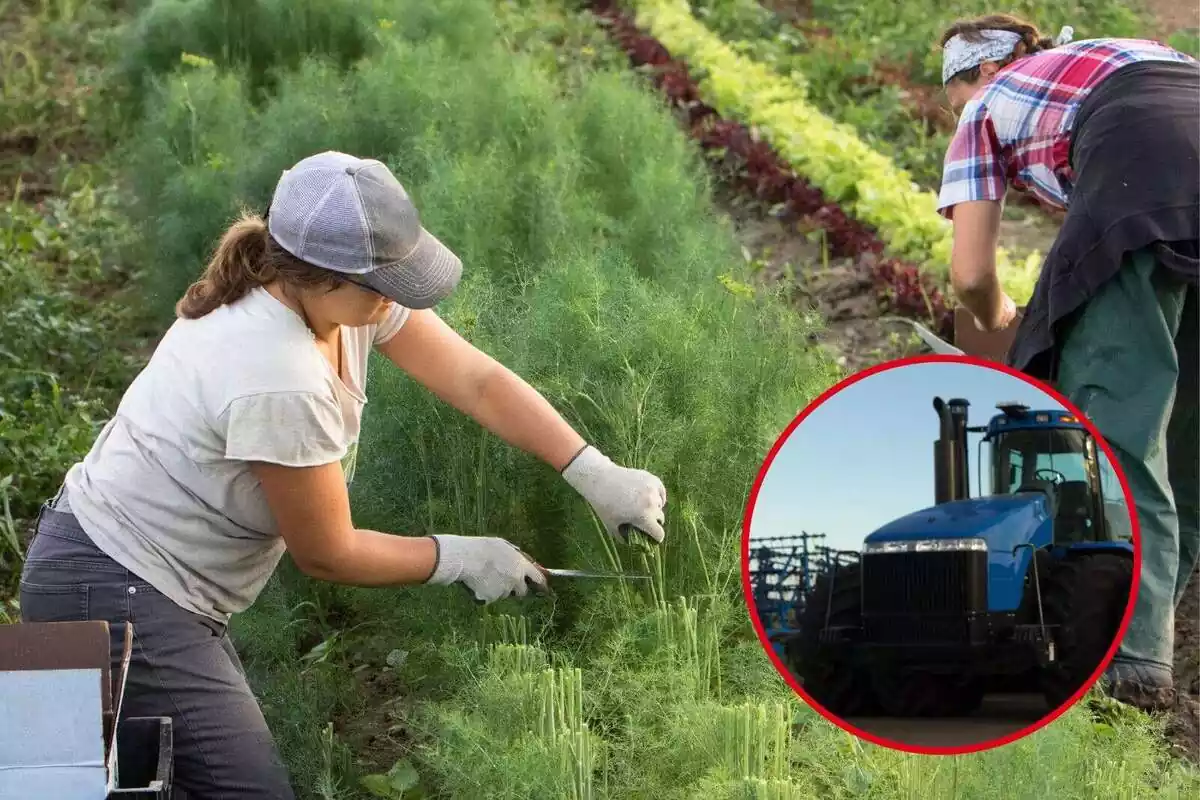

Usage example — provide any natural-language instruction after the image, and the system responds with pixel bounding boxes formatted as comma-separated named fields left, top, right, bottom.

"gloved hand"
left=425, top=534, right=549, bottom=604
left=561, top=445, right=667, bottom=543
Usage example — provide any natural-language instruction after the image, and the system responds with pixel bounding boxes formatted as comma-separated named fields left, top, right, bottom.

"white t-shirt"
left=60, top=287, right=410, bottom=623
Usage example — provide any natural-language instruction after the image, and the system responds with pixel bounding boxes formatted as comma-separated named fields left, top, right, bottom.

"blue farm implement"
left=748, top=535, right=858, bottom=658
left=783, top=397, right=1135, bottom=718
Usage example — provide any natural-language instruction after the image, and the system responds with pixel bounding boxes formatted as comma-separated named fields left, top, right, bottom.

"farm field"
left=2, top=0, right=1199, bottom=798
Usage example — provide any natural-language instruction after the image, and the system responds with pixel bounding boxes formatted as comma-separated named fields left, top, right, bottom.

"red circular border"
left=740, top=353, right=1142, bottom=756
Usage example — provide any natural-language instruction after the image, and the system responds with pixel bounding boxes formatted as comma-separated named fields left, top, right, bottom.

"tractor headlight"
left=862, top=537, right=988, bottom=554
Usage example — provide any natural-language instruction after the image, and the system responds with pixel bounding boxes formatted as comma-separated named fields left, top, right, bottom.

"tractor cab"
left=979, top=403, right=1131, bottom=545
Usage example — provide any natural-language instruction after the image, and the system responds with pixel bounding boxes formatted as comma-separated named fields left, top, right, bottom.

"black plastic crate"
left=108, top=716, right=173, bottom=798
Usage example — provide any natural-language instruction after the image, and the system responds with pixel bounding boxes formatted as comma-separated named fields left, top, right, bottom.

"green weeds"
left=530, top=666, right=600, bottom=799
left=1168, top=27, right=1200, bottom=58
left=0, top=179, right=146, bottom=520
left=0, top=0, right=149, bottom=607
left=113, top=0, right=386, bottom=115
left=489, top=643, right=550, bottom=676
left=0, top=477, right=22, bottom=623
left=650, top=596, right=723, bottom=701
left=800, top=0, right=1148, bottom=85
left=0, top=0, right=114, bottom=164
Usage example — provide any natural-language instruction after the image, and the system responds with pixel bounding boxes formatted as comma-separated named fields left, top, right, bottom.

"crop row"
left=686, top=0, right=1157, bottom=197
left=609, top=0, right=1045, bottom=306
left=413, top=605, right=815, bottom=798
left=588, top=0, right=954, bottom=334
left=689, top=0, right=957, bottom=191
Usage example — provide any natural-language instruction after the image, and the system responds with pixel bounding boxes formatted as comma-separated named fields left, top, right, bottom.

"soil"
left=334, top=664, right=421, bottom=778
left=866, top=61, right=957, bottom=135
left=1166, top=693, right=1200, bottom=764
left=1177, top=567, right=1200, bottom=697
left=761, top=0, right=813, bottom=26
left=712, top=185, right=922, bottom=373
left=1143, top=0, right=1200, bottom=39
left=1168, top=565, right=1200, bottom=762
left=998, top=199, right=1063, bottom=259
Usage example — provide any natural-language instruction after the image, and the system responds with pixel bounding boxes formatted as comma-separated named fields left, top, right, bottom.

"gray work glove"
left=561, top=445, right=667, bottom=543
left=426, top=534, right=548, bottom=604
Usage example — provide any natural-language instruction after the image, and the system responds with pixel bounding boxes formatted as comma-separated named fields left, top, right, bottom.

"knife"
left=543, top=568, right=652, bottom=581
left=883, top=316, right=965, bottom=356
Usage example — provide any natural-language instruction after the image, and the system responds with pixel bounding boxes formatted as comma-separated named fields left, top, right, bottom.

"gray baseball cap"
left=266, top=151, right=462, bottom=309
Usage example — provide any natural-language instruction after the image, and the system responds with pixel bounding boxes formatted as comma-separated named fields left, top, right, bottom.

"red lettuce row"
left=588, top=0, right=953, bottom=337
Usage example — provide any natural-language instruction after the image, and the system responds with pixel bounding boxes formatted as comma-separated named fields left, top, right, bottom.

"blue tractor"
left=784, top=397, right=1135, bottom=717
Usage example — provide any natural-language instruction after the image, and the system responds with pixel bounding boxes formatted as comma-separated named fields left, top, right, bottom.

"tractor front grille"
left=860, top=550, right=988, bottom=643
left=862, top=614, right=971, bottom=644
left=861, top=550, right=987, bottom=614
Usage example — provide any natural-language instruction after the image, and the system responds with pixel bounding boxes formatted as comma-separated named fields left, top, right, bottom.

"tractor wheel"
left=870, top=670, right=986, bottom=717
left=784, top=563, right=879, bottom=716
left=1039, top=552, right=1134, bottom=709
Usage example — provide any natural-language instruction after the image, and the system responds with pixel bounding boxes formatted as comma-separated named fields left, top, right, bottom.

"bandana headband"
left=941, top=25, right=1075, bottom=85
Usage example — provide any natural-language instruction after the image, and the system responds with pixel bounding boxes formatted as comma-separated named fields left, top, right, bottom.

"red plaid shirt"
left=937, top=39, right=1197, bottom=218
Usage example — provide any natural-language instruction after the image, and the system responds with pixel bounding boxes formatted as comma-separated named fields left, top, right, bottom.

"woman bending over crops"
left=935, top=15, right=1198, bottom=710
left=18, top=151, right=668, bottom=798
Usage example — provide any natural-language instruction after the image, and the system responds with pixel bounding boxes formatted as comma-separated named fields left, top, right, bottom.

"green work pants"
left=1053, top=247, right=1199, bottom=689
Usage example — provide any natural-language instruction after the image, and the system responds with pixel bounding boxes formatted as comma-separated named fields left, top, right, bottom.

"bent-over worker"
left=935, top=14, right=1198, bottom=710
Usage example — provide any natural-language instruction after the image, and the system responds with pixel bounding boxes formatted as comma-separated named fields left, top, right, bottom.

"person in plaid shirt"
left=936, top=14, right=1198, bottom=716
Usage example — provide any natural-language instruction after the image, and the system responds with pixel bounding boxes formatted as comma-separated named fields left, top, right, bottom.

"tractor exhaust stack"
left=933, top=397, right=971, bottom=504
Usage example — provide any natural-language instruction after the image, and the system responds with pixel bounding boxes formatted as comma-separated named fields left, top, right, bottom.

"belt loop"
left=33, top=502, right=48, bottom=540
left=31, top=481, right=69, bottom=544
left=48, top=481, right=67, bottom=511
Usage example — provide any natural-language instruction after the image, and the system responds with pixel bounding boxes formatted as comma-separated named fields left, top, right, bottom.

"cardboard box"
left=0, top=621, right=132, bottom=798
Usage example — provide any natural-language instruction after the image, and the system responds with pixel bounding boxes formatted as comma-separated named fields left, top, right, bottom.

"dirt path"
left=1177, top=567, right=1199, bottom=696
left=848, top=693, right=1048, bottom=749
left=1169, top=565, right=1200, bottom=762
left=714, top=187, right=923, bottom=374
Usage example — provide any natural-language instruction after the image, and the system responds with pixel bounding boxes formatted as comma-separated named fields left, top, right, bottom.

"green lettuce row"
left=627, top=0, right=1043, bottom=304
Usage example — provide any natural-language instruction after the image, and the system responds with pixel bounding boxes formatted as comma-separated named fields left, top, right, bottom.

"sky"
left=749, top=361, right=1067, bottom=552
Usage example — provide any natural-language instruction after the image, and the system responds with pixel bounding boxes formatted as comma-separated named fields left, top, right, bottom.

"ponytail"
left=176, top=210, right=344, bottom=319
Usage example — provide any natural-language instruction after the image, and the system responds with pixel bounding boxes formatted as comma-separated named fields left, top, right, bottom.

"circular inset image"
left=742, top=355, right=1141, bottom=755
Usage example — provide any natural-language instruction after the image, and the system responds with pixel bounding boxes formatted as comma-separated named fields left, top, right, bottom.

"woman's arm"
left=937, top=100, right=1019, bottom=332
left=250, top=460, right=437, bottom=585
left=375, top=309, right=668, bottom=545
left=250, top=459, right=548, bottom=600
left=948, top=199, right=1015, bottom=330
left=376, top=309, right=586, bottom=470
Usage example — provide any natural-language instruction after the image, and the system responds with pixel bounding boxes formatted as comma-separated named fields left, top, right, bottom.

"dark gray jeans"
left=18, top=504, right=295, bottom=799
